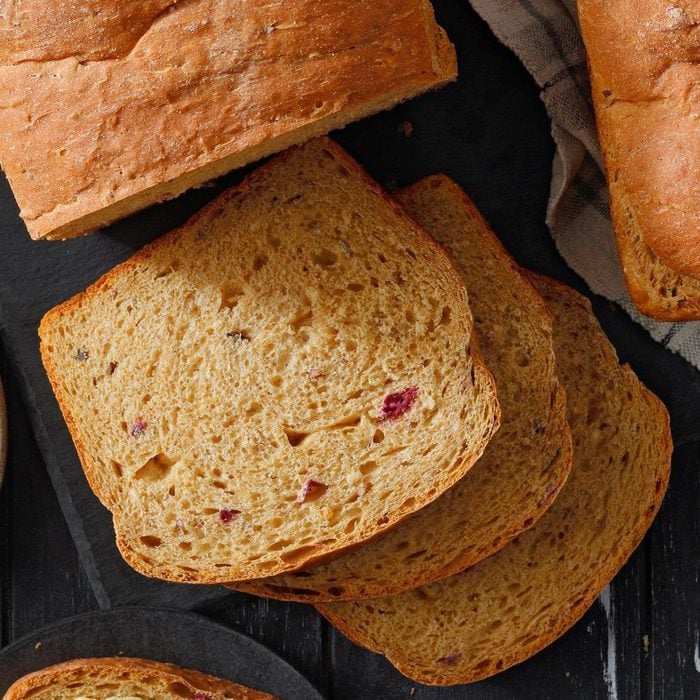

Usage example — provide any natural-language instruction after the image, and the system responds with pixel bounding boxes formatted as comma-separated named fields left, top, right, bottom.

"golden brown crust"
left=318, top=273, right=672, bottom=685
left=579, top=0, right=700, bottom=314
left=4, top=656, right=275, bottom=699
left=0, top=0, right=456, bottom=241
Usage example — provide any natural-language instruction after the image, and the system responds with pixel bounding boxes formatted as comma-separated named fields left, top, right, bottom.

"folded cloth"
left=469, top=0, right=700, bottom=369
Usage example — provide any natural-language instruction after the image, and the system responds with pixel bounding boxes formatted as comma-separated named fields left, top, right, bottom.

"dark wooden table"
left=0, top=4, right=698, bottom=698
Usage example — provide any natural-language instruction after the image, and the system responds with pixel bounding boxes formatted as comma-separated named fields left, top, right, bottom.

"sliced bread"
left=231, top=176, right=571, bottom=601
left=318, top=275, right=672, bottom=685
left=39, top=138, right=500, bottom=584
left=0, top=0, right=456, bottom=241
left=3, top=657, right=274, bottom=699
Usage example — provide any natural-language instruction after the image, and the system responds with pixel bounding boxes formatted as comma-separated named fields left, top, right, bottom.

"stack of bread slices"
left=39, top=137, right=672, bottom=686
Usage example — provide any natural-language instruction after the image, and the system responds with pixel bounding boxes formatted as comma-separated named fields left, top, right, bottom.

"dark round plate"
left=0, top=607, right=323, bottom=699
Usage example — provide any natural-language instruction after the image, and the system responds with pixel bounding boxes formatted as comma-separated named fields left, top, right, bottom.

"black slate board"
left=0, top=607, right=323, bottom=699
left=0, top=0, right=691, bottom=614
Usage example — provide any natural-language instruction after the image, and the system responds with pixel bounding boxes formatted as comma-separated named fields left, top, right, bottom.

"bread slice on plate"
left=0, top=0, right=456, bottom=242
left=39, top=138, right=499, bottom=584
left=231, top=176, right=571, bottom=601
left=319, top=275, right=672, bottom=685
left=3, top=657, right=274, bottom=699
left=578, top=0, right=700, bottom=319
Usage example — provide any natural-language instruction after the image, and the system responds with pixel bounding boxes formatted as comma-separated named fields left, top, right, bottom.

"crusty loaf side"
left=578, top=0, right=700, bottom=318
left=319, top=275, right=672, bottom=685
left=39, top=138, right=499, bottom=584
left=230, top=176, right=571, bottom=601
left=3, top=657, right=275, bottom=699
left=0, top=0, right=456, bottom=241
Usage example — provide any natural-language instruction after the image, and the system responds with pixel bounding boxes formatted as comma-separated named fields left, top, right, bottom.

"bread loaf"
left=231, top=176, right=571, bottom=601
left=3, top=657, right=274, bottom=699
left=39, top=138, right=499, bottom=584
left=319, top=275, right=671, bottom=685
left=578, top=0, right=700, bottom=319
left=0, top=0, right=456, bottom=241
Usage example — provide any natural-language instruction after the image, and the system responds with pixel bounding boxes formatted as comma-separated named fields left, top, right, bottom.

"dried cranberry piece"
left=437, top=652, right=462, bottom=666
left=193, top=694, right=208, bottom=700
left=129, top=418, right=148, bottom=438
left=297, top=479, right=328, bottom=503
left=108, top=361, right=118, bottom=375
left=380, top=386, right=418, bottom=421
left=219, top=509, right=241, bottom=524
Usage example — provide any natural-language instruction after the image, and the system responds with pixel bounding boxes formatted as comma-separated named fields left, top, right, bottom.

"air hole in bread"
left=268, top=539, right=294, bottom=552
left=270, top=375, right=283, bottom=388
left=219, top=283, right=244, bottom=310
left=133, top=453, right=177, bottom=482
left=268, top=584, right=321, bottom=597
left=360, top=460, right=379, bottom=475
left=140, top=535, right=162, bottom=548
left=516, top=354, right=531, bottom=368
left=179, top=542, right=192, bottom=551
left=405, top=549, right=428, bottom=561
left=253, top=254, right=269, bottom=271
left=281, top=545, right=323, bottom=565
left=347, top=282, right=364, bottom=292
left=110, top=460, right=123, bottom=478
left=372, top=428, right=385, bottom=444
left=313, top=248, right=338, bottom=267
left=440, top=306, right=452, bottom=325
left=381, top=446, right=409, bottom=458
left=290, top=308, right=313, bottom=330
left=342, top=517, right=359, bottom=534
left=406, top=308, right=417, bottom=323
left=165, top=681, right=191, bottom=698
left=327, top=413, right=362, bottom=430
left=284, top=427, right=310, bottom=447
left=155, top=260, right=179, bottom=279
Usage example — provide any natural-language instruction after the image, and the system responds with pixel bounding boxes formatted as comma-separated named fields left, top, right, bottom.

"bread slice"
left=3, top=657, right=274, bottom=699
left=0, top=0, right=456, bottom=242
left=318, top=275, right=672, bottom=685
left=578, top=0, right=700, bottom=319
left=39, top=138, right=500, bottom=584
left=230, top=176, right=571, bottom=601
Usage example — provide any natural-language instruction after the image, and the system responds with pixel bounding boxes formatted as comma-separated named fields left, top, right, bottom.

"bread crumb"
left=643, top=634, right=650, bottom=653
left=398, top=120, right=414, bottom=137
left=34, top=641, right=42, bottom=650
left=410, top=688, right=416, bottom=696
